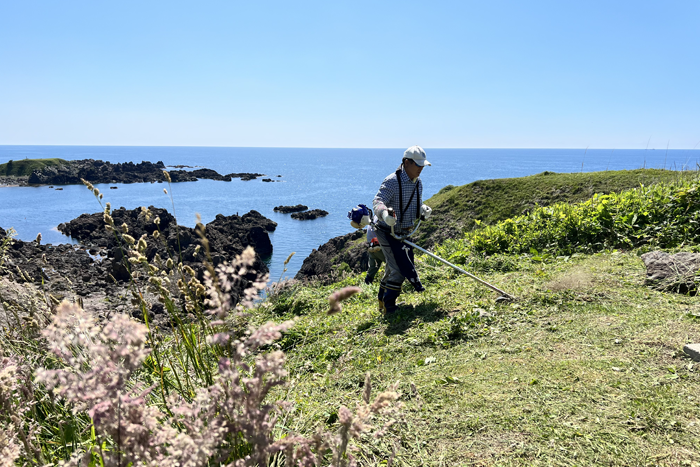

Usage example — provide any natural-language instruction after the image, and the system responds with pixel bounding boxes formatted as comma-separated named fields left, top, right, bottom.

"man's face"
left=405, top=158, right=424, bottom=180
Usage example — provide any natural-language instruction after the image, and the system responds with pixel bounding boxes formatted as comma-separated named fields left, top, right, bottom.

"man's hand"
left=420, top=204, right=432, bottom=220
left=382, top=210, right=396, bottom=227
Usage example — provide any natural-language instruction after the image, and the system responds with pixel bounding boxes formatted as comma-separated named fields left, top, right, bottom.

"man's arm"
left=373, top=176, right=396, bottom=223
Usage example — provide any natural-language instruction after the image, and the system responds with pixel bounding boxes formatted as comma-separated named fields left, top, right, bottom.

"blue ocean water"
left=0, top=146, right=698, bottom=282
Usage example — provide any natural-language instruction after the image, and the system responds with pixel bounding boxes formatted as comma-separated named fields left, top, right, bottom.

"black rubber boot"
left=377, top=284, right=386, bottom=313
left=382, top=288, right=401, bottom=314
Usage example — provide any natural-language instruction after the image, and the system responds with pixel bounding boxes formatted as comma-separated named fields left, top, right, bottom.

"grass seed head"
left=328, top=286, right=362, bottom=314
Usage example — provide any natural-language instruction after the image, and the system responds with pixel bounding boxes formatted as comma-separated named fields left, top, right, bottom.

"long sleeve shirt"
left=373, top=167, right=422, bottom=234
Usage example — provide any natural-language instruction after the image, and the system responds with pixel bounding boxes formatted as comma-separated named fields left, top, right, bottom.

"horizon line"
left=1, top=144, right=700, bottom=151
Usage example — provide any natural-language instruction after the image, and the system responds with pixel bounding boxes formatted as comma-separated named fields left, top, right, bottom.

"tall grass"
left=0, top=175, right=403, bottom=466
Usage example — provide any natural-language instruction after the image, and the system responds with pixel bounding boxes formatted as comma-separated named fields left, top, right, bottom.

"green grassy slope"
left=261, top=175, right=700, bottom=465
left=0, top=158, right=68, bottom=176
left=417, top=169, right=696, bottom=248
left=261, top=252, right=700, bottom=466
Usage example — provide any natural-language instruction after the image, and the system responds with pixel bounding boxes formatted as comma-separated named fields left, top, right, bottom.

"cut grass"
left=258, top=250, right=700, bottom=466
left=0, top=158, right=68, bottom=176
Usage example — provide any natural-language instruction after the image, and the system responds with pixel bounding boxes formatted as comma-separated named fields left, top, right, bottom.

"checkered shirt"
left=373, top=168, right=422, bottom=234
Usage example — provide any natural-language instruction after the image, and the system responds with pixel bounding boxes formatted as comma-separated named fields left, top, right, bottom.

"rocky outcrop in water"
left=0, top=208, right=278, bottom=326
left=58, top=207, right=276, bottom=280
left=0, top=176, right=28, bottom=187
left=226, top=172, right=265, bottom=181
left=25, top=159, right=267, bottom=185
left=274, top=205, right=308, bottom=213
left=294, top=230, right=367, bottom=284
left=28, top=160, right=169, bottom=185
left=291, top=209, right=329, bottom=220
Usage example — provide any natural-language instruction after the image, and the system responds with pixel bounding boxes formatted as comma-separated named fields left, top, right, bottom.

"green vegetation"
left=435, top=175, right=700, bottom=263
left=262, top=250, right=700, bottom=465
left=3, top=170, right=700, bottom=466
left=417, top=169, right=698, bottom=247
left=256, top=171, right=700, bottom=465
left=0, top=158, right=67, bottom=176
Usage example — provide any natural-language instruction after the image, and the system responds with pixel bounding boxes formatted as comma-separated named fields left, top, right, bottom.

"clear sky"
left=1, top=1, right=698, bottom=148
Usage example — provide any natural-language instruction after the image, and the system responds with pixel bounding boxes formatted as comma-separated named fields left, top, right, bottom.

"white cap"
left=403, top=145, right=431, bottom=167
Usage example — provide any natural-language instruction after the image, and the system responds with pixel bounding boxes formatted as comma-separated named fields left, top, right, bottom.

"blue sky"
left=1, top=1, right=698, bottom=148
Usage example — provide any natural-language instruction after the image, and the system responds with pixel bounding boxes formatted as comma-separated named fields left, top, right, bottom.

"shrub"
left=435, top=177, right=700, bottom=263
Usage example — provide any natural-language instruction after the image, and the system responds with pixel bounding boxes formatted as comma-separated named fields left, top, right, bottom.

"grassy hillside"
left=417, top=169, right=696, bottom=248
left=0, top=158, right=67, bottom=176
left=262, top=251, right=700, bottom=465
left=308, top=169, right=697, bottom=280
left=265, top=175, right=700, bottom=464
left=3, top=171, right=700, bottom=466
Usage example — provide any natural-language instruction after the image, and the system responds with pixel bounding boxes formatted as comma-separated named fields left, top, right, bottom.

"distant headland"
left=0, top=158, right=267, bottom=186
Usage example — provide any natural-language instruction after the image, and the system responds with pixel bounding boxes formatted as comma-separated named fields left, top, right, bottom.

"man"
left=372, top=145, right=433, bottom=314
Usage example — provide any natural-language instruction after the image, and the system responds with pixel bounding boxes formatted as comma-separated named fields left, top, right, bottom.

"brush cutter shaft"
left=366, top=208, right=515, bottom=299
left=403, top=239, right=515, bottom=299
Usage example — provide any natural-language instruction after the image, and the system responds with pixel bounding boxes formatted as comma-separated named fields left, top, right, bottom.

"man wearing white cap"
left=372, top=145, right=433, bottom=314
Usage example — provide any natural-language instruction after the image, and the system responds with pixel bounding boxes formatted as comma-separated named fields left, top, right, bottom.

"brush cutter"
left=349, top=205, right=515, bottom=301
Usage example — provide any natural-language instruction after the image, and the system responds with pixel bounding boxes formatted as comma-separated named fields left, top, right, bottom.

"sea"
left=0, top=146, right=698, bottom=283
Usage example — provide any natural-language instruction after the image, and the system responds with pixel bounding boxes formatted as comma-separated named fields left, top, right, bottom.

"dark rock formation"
left=0, top=176, right=28, bottom=187
left=200, top=211, right=277, bottom=258
left=225, top=172, right=265, bottom=181
left=274, top=204, right=308, bottom=213
left=291, top=209, right=329, bottom=220
left=0, top=208, right=279, bottom=326
left=0, top=226, right=6, bottom=237
left=168, top=168, right=232, bottom=182
left=25, top=159, right=256, bottom=185
left=58, top=207, right=277, bottom=282
left=641, top=251, right=700, bottom=294
left=28, top=160, right=168, bottom=185
left=1, top=238, right=118, bottom=299
left=295, top=230, right=367, bottom=284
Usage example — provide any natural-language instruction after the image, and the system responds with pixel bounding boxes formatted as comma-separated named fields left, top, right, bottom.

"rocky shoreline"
left=295, top=230, right=368, bottom=284
left=1, top=159, right=268, bottom=186
left=0, top=208, right=277, bottom=326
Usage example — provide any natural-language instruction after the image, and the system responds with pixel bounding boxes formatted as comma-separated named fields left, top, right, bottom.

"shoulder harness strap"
left=395, top=169, right=421, bottom=225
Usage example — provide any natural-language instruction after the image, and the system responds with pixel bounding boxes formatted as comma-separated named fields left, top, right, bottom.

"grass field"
left=0, top=158, right=67, bottom=176
left=260, top=250, right=700, bottom=466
